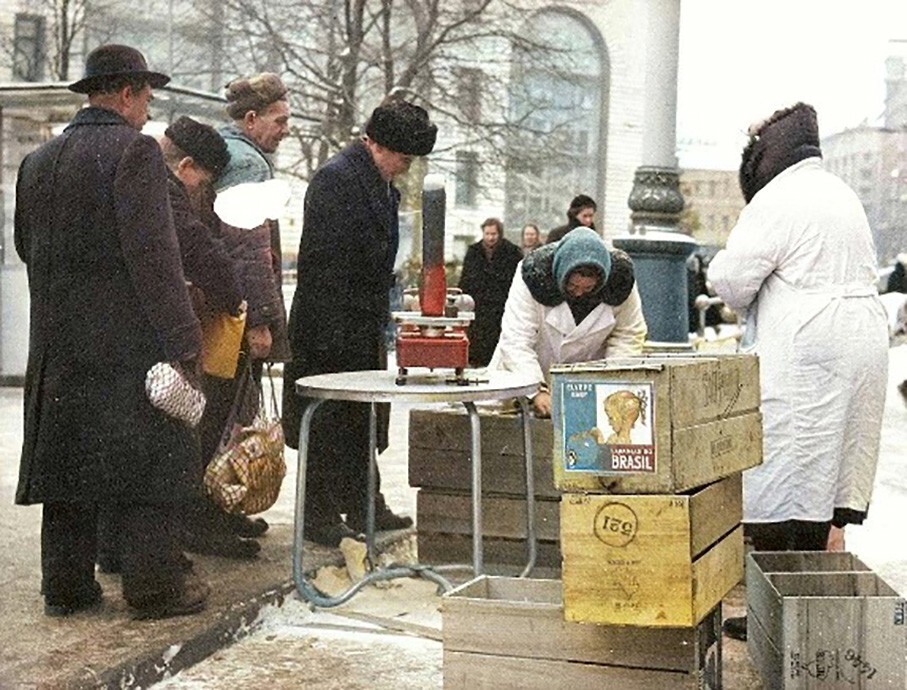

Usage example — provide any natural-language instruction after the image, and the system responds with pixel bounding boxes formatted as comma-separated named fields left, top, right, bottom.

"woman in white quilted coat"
left=709, top=103, right=888, bottom=564
left=488, top=227, right=647, bottom=417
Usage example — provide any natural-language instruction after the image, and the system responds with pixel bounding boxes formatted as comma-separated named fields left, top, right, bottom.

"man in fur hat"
left=215, top=72, right=292, bottom=368
left=283, top=98, right=437, bottom=546
left=709, top=102, right=889, bottom=640
left=203, top=74, right=293, bottom=544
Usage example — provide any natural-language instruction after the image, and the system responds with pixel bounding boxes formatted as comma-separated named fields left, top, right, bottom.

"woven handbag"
left=145, top=362, right=206, bottom=427
left=204, top=365, right=286, bottom=515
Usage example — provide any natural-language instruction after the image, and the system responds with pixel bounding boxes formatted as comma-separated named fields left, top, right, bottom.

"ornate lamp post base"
left=616, top=166, right=697, bottom=346
left=627, top=166, right=685, bottom=228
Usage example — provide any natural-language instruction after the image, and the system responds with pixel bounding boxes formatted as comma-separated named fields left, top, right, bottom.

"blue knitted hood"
left=522, top=229, right=635, bottom=307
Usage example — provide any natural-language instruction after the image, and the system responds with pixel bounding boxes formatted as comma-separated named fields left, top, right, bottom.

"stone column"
left=614, top=0, right=696, bottom=346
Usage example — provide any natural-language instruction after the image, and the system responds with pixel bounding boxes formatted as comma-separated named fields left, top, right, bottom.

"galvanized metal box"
left=550, top=354, right=762, bottom=494
left=746, top=551, right=907, bottom=689
left=442, top=576, right=722, bottom=689
left=561, top=474, right=743, bottom=628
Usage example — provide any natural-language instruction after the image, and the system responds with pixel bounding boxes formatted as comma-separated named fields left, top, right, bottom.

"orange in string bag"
left=204, top=363, right=286, bottom=514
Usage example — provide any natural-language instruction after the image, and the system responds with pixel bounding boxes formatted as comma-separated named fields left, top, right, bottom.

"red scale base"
left=395, top=332, right=469, bottom=385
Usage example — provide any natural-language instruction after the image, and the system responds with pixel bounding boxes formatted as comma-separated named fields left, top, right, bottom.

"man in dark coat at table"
left=458, top=217, right=523, bottom=367
left=282, top=99, right=437, bottom=547
left=14, top=44, right=208, bottom=620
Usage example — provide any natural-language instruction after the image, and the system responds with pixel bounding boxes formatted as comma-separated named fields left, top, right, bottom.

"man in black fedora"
left=283, top=98, right=437, bottom=546
left=14, top=44, right=210, bottom=620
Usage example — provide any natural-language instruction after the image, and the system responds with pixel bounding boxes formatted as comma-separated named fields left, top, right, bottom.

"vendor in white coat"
left=488, top=227, right=647, bottom=417
left=709, top=103, right=888, bottom=641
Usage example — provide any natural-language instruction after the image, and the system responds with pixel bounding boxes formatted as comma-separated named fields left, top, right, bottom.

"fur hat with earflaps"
left=365, top=99, right=438, bottom=156
left=739, top=102, right=822, bottom=204
left=225, top=73, right=288, bottom=119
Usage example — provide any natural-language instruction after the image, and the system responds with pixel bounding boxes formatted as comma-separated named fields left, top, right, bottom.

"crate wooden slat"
left=417, top=531, right=562, bottom=571
left=746, top=552, right=907, bottom=689
left=551, top=354, right=762, bottom=494
left=442, top=576, right=721, bottom=690
left=417, top=490, right=560, bottom=541
left=562, top=474, right=743, bottom=627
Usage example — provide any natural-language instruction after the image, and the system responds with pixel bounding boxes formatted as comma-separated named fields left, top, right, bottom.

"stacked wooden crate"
left=409, top=408, right=562, bottom=570
left=552, top=354, right=762, bottom=627
left=440, top=354, right=763, bottom=687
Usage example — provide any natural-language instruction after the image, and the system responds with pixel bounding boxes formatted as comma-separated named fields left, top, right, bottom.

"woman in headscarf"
left=488, top=227, right=647, bottom=417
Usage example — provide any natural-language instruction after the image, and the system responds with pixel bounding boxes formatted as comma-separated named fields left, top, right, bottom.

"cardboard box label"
left=561, top=380, right=656, bottom=475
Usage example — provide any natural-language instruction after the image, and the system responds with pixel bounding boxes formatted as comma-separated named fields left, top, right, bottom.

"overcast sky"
left=676, top=1, right=907, bottom=169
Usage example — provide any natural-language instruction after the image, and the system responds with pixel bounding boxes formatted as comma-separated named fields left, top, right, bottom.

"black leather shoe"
left=722, top=615, right=748, bottom=641
left=45, top=581, right=103, bottom=617
left=132, top=571, right=210, bottom=621
left=182, top=530, right=261, bottom=559
left=304, top=522, right=363, bottom=548
left=347, top=506, right=413, bottom=533
left=226, top=513, right=269, bottom=538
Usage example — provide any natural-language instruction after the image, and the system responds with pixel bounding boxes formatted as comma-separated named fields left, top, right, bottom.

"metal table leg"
left=461, top=400, right=536, bottom=578
left=293, top=397, right=453, bottom=607
left=366, top=402, right=378, bottom=565
left=516, top=397, right=537, bottom=578
left=463, top=401, right=483, bottom=575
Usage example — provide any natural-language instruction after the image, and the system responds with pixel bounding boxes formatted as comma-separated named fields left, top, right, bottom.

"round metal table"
left=292, top=369, right=539, bottom=607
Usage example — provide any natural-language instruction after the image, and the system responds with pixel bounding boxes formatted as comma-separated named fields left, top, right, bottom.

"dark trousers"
left=304, top=399, right=387, bottom=527
left=747, top=519, right=831, bottom=552
left=44, top=501, right=186, bottom=608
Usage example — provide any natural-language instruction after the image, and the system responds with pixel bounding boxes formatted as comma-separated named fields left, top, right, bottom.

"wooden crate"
left=409, top=408, right=557, bottom=497
left=746, top=552, right=907, bottom=689
left=550, top=354, right=762, bottom=494
left=562, top=474, right=743, bottom=627
left=409, top=408, right=559, bottom=569
left=442, top=576, right=722, bottom=690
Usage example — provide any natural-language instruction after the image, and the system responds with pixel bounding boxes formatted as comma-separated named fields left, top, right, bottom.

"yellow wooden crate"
left=561, top=474, right=743, bottom=628
left=551, top=354, right=762, bottom=494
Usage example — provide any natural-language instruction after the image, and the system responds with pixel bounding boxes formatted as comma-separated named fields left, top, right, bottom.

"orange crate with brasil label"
left=551, top=354, right=762, bottom=494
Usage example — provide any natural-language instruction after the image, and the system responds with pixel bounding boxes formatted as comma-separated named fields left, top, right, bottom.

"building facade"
left=678, top=168, right=744, bottom=250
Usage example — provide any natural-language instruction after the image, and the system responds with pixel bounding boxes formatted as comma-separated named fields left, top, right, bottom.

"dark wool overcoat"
left=167, top=171, right=242, bottom=315
left=458, top=238, right=522, bottom=366
left=14, top=107, right=202, bottom=505
left=282, top=141, right=396, bottom=517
